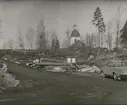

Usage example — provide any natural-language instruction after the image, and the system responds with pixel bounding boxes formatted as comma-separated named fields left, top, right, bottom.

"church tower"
left=70, top=24, right=81, bottom=46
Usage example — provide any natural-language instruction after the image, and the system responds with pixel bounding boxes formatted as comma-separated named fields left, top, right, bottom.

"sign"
left=66, top=57, right=76, bottom=64
left=67, top=58, right=71, bottom=64
left=72, top=58, right=76, bottom=63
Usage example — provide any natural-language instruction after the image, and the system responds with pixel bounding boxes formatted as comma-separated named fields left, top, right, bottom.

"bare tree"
left=105, top=21, right=113, bottom=50
left=85, top=33, right=95, bottom=47
left=51, top=30, right=57, bottom=40
left=62, top=28, right=70, bottom=48
left=0, top=17, right=3, bottom=40
left=50, top=30, right=60, bottom=52
left=3, top=43, right=6, bottom=49
left=25, top=27, right=34, bottom=49
left=114, top=6, right=126, bottom=49
left=7, top=39, right=14, bottom=49
left=36, top=20, right=47, bottom=51
left=45, top=31, right=51, bottom=50
left=65, top=28, right=70, bottom=47
left=17, top=27, right=25, bottom=49
left=91, top=33, right=97, bottom=48
left=85, top=33, right=90, bottom=46
left=0, top=18, right=4, bottom=49
left=89, top=34, right=93, bottom=47
left=3, top=41, right=7, bottom=49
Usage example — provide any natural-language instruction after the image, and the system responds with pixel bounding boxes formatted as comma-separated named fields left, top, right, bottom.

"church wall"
left=70, top=37, right=81, bottom=45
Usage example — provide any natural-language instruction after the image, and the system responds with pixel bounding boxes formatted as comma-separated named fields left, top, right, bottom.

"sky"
left=0, top=0, right=127, bottom=48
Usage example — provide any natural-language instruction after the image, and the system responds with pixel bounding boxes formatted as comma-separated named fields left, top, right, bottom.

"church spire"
left=73, top=24, right=77, bottom=30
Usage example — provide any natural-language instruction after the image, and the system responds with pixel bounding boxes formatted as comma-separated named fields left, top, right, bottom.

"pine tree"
left=51, top=38, right=55, bottom=52
left=56, top=38, right=60, bottom=50
left=120, top=20, right=127, bottom=44
left=25, top=27, right=34, bottom=49
left=51, top=37, right=60, bottom=52
left=17, top=27, right=25, bottom=49
left=92, top=7, right=106, bottom=47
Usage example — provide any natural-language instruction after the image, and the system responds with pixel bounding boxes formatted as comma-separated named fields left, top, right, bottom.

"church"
left=58, top=25, right=89, bottom=59
left=68, top=24, right=87, bottom=50
left=70, top=24, right=81, bottom=46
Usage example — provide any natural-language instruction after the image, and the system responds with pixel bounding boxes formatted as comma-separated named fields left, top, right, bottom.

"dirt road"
left=0, top=62, right=127, bottom=105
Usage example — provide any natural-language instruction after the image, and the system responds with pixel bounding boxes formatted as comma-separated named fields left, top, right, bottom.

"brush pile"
left=90, top=52, right=127, bottom=68
left=0, top=61, right=19, bottom=91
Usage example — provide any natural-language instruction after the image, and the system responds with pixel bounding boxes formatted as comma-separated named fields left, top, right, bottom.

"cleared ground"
left=0, top=62, right=127, bottom=105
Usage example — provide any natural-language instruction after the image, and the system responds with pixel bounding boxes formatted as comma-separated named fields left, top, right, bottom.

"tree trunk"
left=99, top=32, right=101, bottom=47
left=101, top=32, right=103, bottom=48
left=116, top=24, right=119, bottom=49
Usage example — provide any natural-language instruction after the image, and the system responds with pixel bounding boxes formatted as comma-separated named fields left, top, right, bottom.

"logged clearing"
left=0, top=62, right=126, bottom=105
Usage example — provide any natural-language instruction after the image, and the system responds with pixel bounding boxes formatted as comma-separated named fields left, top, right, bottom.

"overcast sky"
left=0, top=0, right=127, bottom=48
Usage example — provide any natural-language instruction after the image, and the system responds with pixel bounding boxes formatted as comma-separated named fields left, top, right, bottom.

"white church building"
left=70, top=24, right=81, bottom=46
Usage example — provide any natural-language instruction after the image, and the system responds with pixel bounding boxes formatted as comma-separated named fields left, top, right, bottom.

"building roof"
left=71, top=29, right=80, bottom=37
left=69, top=40, right=85, bottom=49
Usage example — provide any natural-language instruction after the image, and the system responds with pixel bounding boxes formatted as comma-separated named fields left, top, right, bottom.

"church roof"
left=71, top=29, right=80, bottom=37
left=69, top=40, right=85, bottom=49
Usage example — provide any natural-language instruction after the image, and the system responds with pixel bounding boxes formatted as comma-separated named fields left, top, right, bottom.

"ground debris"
left=0, top=62, right=19, bottom=91
left=79, top=65, right=100, bottom=73
left=89, top=52, right=127, bottom=68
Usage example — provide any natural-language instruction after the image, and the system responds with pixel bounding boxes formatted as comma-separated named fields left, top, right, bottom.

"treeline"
left=3, top=20, right=61, bottom=52
left=90, top=6, right=126, bottom=50
left=2, top=5, right=127, bottom=51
